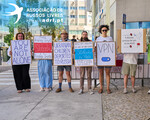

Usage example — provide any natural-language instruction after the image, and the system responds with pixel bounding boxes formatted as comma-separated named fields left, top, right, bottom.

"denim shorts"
left=97, top=66, right=112, bottom=69
left=57, top=66, right=71, bottom=71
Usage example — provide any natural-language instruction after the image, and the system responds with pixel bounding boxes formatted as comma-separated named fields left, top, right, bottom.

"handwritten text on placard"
left=11, top=40, right=31, bottom=65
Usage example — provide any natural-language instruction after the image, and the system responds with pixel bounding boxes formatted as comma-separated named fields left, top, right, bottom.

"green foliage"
left=4, top=34, right=13, bottom=46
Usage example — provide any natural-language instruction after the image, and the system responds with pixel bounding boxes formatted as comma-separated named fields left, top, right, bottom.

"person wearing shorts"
left=122, top=53, right=138, bottom=94
left=55, top=30, right=74, bottom=93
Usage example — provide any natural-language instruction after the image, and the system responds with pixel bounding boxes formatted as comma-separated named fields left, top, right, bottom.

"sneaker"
left=123, top=88, right=128, bottom=94
left=69, top=88, right=74, bottom=93
left=89, top=89, right=94, bottom=95
left=132, top=88, right=136, bottom=93
left=56, top=88, right=62, bottom=93
left=78, top=89, right=83, bottom=95
left=147, top=89, right=150, bottom=94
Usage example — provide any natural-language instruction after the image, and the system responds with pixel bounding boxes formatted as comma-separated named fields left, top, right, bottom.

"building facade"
left=68, top=0, right=92, bottom=40
left=89, top=0, right=150, bottom=42
left=0, top=0, right=9, bottom=43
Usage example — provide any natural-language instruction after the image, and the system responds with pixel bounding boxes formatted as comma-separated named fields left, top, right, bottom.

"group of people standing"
left=7, top=25, right=150, bottom=94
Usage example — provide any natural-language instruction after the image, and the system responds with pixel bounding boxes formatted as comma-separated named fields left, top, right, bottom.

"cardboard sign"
left=53, top=42, right=72, bottom=66
left=74, top=42, right=94, bottom=66
left=34, top=36, right=52, bottom=59
left=117, top=29, right=146, bottom=53
left=97, top=42, right=116, bottom=66
left=11, top=40, right=31, bottom=65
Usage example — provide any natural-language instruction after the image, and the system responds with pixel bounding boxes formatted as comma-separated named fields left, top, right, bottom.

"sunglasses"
left=102, top=30, right=108, bottom=32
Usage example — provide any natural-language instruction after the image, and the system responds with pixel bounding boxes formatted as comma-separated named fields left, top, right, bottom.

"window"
left=126, top=22, right=150, bottom=29
left=70, top=15, right=76, bottom=18
left=69, top=30, right=83, bottom=35
left=70, top=7, right=77, bottom=10
left=79, top=7, right=86, bottom=10
left=79, top=15, right=86, bottom=18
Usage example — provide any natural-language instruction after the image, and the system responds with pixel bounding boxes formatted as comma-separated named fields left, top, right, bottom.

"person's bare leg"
left=98, top=68, right=104, bottom=93
left=66, top=71, right=74, bottom=92
left=105, top=68, right=111, bottom=94
left=123, top=74, right=128, bottom=94
left=131, top=76, right=136, bottom=93
left=66, top=71, right=71, bottom=83
left=59, top=71, right=64, bottom=83
left=124, top=75, right=128, bottom=89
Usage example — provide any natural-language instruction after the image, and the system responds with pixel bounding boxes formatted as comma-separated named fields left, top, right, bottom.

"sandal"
left=107, top=89, right=112, bottom=94
left=25, top=89, right=30, bottom=92
left=98, top=89, right=103, bottom=94
left=17, top=90, right=22, bottom=93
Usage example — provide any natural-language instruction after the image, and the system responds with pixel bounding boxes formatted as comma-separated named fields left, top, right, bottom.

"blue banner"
left=75, top=48, right=93, bottom=60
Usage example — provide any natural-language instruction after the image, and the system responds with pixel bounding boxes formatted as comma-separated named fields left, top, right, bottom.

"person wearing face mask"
left=7, top=33, right=31, bottom=93
left=55, top=30, right=74, bottom=93
left=78, top=31, right=94, bottom=95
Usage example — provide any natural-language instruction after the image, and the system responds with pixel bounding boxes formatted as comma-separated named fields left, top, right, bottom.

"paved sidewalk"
left=0, top=84, right=102, bottom=120
left=102, top=87, right=150, bottom=120
left=0, top=62, right=11, bottom=73
left=0, top=61, right=150, bottom=120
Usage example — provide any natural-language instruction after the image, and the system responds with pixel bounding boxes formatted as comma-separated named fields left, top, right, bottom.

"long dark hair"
left=15, top=33, right=25, bottom=40
left=80, top=31, right=90, bottom=41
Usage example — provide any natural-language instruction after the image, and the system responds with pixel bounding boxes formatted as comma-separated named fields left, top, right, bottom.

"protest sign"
left=117, top=29, right=146, bottom=53
left=34, top=36, right=52, bottom=59
left=74, top=42, right=94, bottom=66
left=97, top=42, right=116, bottom=66
left=53, top=42, right=72, bottom=65
left=11, top=40, right=31, bottom=65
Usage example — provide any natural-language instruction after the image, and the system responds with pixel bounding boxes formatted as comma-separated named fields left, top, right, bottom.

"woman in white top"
left=8, top=33, right=31, bottom=93
left=96, top=25, right=113, bottom=94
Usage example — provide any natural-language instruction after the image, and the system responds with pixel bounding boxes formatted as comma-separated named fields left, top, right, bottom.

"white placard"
left=53, top=42, right=72, bottom=65
left=34, top=36, right=52, bottom=59
left=97, top=42, right=116, bottom=66
left=121, top=29, right=143, bottom=53
left=11, top=40, right=31, bottom=65
left=74, top=42, right=94, bottom=66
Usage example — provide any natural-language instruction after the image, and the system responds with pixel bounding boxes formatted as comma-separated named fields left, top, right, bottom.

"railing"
left=52, top=53, right=150, bottom=88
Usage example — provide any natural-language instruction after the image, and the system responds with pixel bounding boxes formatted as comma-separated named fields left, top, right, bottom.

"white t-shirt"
left=95, top=36, right=113, bottom=46
left=96, top=36, right=113, bottom=42
left=123, top=53, right=138, bottom=64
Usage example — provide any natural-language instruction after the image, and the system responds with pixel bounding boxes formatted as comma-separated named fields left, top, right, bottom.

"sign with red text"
left=11, top=40, right=31, bottom=65
left=34, top=36, right=52, bottom=59
left=118, top=29, right=146, bottom=53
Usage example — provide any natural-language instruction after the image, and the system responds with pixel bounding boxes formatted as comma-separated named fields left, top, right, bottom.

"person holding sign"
left=96, top=25, right=113, bottom=94
left=122, top=54, right=138, bottom=94
left=55, top=30, right=74, bottom=93
left=7, top=33, right=31, bottom=93
left=78, top=31, right=94, bottom=95
left=38, top=60, right=53, bottom=91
